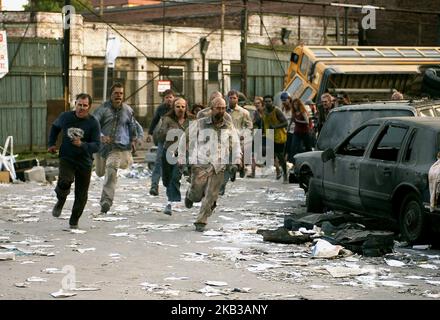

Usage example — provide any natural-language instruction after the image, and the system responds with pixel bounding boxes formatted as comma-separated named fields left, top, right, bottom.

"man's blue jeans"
left=151, top=142, right=164, bottom=188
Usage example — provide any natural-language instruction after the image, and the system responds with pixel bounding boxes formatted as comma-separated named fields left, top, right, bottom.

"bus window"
left=310, top=48, right=334, bottom=57
left=300, top=55, right=309, bottom=76
left=286, top=76, right=303, bottom=97
left=357, top=49, right=381, bottom=57
left=331, top=48, right=361, bottom=57
left=300, top=87, right=314, bottom=102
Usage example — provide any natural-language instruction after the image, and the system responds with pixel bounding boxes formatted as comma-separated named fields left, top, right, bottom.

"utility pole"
left=63, top=0, right=71, bottom=110
left=103, top=29, right=109, bottom=102
left=344, top=7, right=349, bottom=45
left=240, top=0, right=248, bottom=96
left=220, top=0, right=225, bottom=95
left=100, top=0, right=104, bottom=16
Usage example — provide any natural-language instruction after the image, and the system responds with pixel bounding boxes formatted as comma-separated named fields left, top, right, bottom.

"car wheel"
left=299, top=167, right=313, bottom=192
left=399, top=192, right=425, bottom=243
left=306, top=178, right=324, bottom=213
left=148, top=162, right=155, bottom=170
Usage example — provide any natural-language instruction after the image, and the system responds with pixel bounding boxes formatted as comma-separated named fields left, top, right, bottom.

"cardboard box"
left=0, top=171, right=10, bottom=183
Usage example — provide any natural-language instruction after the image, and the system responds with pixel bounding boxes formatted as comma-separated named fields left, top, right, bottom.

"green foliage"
left=23, top=0, right=92, bottom=13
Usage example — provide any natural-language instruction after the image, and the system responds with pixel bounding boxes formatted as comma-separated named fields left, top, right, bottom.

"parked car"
left=293, top=100, right=440, bottom=190
left=304, top=117, right=440, bottom=243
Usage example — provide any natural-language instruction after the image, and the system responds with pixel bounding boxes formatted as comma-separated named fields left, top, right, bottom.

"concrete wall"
left=0, top=10, right=359, bottom=124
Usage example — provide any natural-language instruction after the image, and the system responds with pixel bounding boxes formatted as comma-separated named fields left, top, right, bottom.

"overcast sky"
left=2, top=0, right=28, bottom=11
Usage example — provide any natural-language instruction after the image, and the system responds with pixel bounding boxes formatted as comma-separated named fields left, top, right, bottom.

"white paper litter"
left=202, top=230, right=225, bottom=237
left=247, top=263, right=282, bottom=272
left=70, top=287, right=100, bottom=292
left=423, top=291, right=440, bottom=298
left=385, top=259, right=406, bottom=267
left=312, top=239, right=344, bottom=258
left=109, top=232, right=129, bottom=237
left=1, top=244, right=16, bottom=250
left=418, top=264, right=438, bottom=270
left=26, top=276, right=47, bottom=282
left=15, top=282, right=28, bottom=288
left=197, top=286, right=223, bottom=297
left=412, top=245, right=431, bottom=250
left=0, top=252, right=15, bottom=260
left=205, top=281, right=228, bottom=287
left=41, top=268, right=64, bottom=274
left=164, top=276, right=189, bottom=281
left=70, top=229, right=87, bottom=234
left=75, top=248, right=96, bottom=254
left=376, top=280, right=411, bottom=288
left=324, top=266, right=372, bottom=278
left=93, top=217, right=127, bottom=222
left=309, top=284, right=329, bottom=289
left=51, top=289, right=77, bottom=298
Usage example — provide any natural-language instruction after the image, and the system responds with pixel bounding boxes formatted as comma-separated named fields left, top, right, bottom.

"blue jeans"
left=151, top=142, right=164, bottom=188
left=161, top=149, right=182, bottom=202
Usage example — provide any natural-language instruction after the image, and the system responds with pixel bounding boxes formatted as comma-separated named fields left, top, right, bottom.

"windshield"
left=317, top=109, right=415, bottom=150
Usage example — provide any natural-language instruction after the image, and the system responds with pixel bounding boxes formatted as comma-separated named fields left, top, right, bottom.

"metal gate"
left=0, top=38, right=63, bottom=152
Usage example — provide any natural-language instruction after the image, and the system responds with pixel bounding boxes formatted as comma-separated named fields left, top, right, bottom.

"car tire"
left=306, top=178, right=324, bottom=213
left=148, top=162, right=155, bottom=170
left=299, top=167, right=313, bottom=192
left=399, top=192, right=425, bottom=244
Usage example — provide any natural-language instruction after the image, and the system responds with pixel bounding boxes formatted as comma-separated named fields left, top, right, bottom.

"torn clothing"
left=429, top=159, right=440, bottom=212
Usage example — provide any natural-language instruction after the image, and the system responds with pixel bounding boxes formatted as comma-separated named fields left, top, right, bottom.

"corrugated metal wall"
left=247, top=46, right=290, bottom=98
left=0, top=38, right=63, bottom=152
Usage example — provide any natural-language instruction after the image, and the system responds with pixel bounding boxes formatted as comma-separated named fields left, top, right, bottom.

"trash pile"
left=257, top=212, right=397, bottom=257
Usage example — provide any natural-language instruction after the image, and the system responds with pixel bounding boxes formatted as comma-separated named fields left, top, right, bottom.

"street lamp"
left=200, top=37, right=210, bottom=106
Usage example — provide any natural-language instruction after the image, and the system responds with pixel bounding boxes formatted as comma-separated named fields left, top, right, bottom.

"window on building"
left=93, top=68, right=127, bottom=101
left=230, top=63, right=242, bottom=92
left=160, top=66, right=184, bottom=95
left=209, top=61, right=219, bottom=82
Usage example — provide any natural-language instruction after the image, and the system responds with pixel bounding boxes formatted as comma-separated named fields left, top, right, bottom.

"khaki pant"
left=94, top=150, right=133, bottom=208
left=187, top=164, right=225, bottom=225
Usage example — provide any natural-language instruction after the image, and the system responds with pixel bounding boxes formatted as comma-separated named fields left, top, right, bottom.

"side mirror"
left=321, top=148, right=335, bottom=162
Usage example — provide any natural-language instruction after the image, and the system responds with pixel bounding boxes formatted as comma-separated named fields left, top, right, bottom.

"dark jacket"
left=48, top=111, right=101, bottom=169
left=148, top=102, right=172, bottom=135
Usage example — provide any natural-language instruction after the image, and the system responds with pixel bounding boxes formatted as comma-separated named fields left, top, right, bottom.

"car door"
left=323, top=124, right=381, bottom=211
left=359, top=124, right=410, bottom=214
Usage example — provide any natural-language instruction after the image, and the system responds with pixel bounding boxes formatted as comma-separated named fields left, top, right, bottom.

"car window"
left=370, top=125, right=408, bottom=162
left=419, top=108, right=435, bottom=117
left=337, top=125, right=380, bottom=157
left=317, top=108, right=415, bottom=150
left=403, top=129, right=417, bottom=163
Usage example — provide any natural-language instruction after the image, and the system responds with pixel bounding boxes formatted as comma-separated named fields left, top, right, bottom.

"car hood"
left=293, top=150, right=324, bottom=173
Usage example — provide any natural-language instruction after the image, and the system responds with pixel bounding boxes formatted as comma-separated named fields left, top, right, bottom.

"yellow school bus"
left=284, top=45, right=440, bottom=103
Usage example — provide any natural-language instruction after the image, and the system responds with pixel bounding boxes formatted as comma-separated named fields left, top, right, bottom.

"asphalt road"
left=1, top=165, right=440, bottom=301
